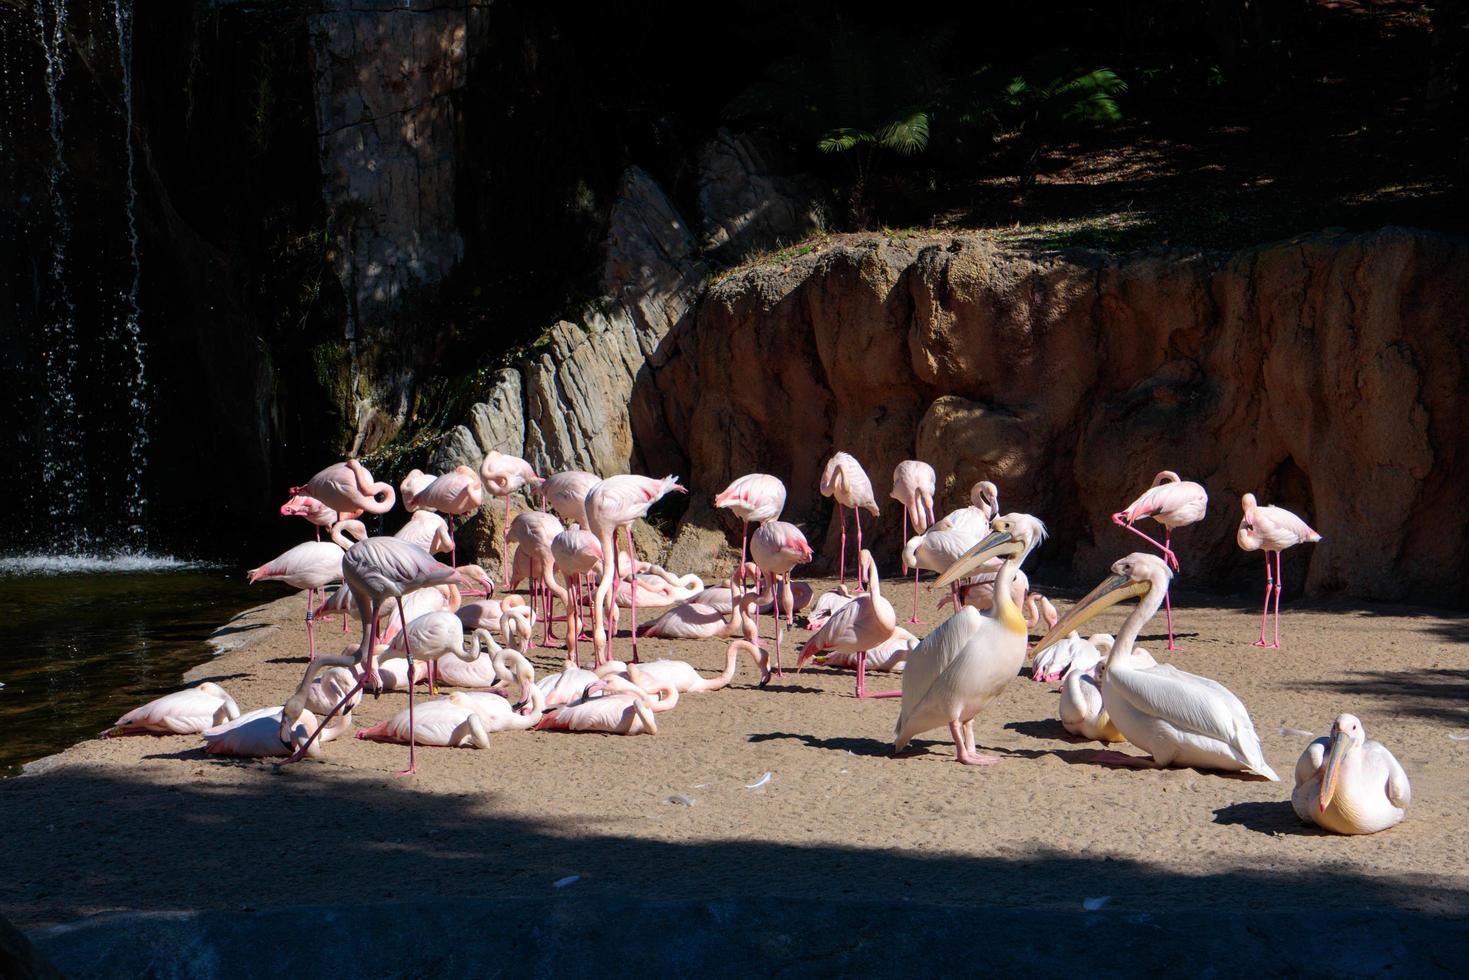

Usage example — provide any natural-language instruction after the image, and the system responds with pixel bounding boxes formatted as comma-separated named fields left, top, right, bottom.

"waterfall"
left=113, top=0, right=148, bottom=539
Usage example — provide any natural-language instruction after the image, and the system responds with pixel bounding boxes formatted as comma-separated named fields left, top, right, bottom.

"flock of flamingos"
left=106, top=449, right=1409, bottom=836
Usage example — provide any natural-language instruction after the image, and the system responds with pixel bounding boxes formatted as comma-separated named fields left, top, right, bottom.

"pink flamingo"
left=303, top=665, right=364, bottom=716
left=606, top=639, right=771, bottom=693
left=542, top=470, right=601, bottom=528
left=798, top=550, right=899, bottom=699
left=279, top=537, right=465, bottom=775
left=404, top=465, right=484, bottom=566
left=535, top=680, right=677, bottom=735
left=891, top=460, right=937, bottom=623
left=104, top=682, right=240, bottom=736
left=456, top=594, right=533, bottom=641
left=536, top=658, right=605, bottom=708
left=635, top=586, right=760, bottom=642
left=903, top=521, right=986, bottom=612
left=970, top=480, right=999, bottom=516
left=279, top=494, right=356, bottom=541
left=384, top=610, right=499, bottom=694
left=1113, top=470, right=1209, bottom=650
left=356, top=692, right=494, bottom=749
left=399, top=469, right=438, bottom=511
left=247, top=520, right=366, bottom=659
left=806, top=584, right=861, bottom=632
left=750, top=520, right=812, bottom=676
left=819, top=628, right=918, bottom=673
left=820, top=451, right=880, bottom=587
left=393, top=509, right=454, bottom=556
left=551, top=524, right=602, bottom=666
left=1238, top=492, right=1322, bottom=649
left=686, top=563, right=762, bottom=613
left=585, top=475, right=686, bottom=663
left=205, top=704, right=352, bottom=759
left=713, top=474, right=787, bottom=592
left=614, top=569, right=704, bottom=608
left=293, top=459, right=396, bottom=515
left=508, top=510, right=567, bottom=647
left=481, top=450, right=545, bottom=579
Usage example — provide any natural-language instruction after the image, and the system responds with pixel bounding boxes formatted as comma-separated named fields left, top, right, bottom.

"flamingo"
left=685, top=563, right=762, bottom=613
left=204, top=704, right=352, bottom=759
left=435, top=624, right=530, bottom=689
left=806, top=585, right=861, bottom=632
left=1237, top=492, right=1322, bottom=649
left=817, top=628, right=918, bottom=673
left=891, top=460, right=937, bottom=623
left=1292, top=713, right=1410, bottom=834
left=635, top=587, right=760, bottom=641
left=750, top=520, right=812, bottom=676
left=713, top=473, right=787, bottom=591
left=585, top=474, right=686, bottom=663
left=365, top=650, right=430, bottom=691
left=602, top=639, right=771, bottom=693
left=403, top=465, right=484, bottom=566
left=279, top=494, right=355, bottom=541
left=1112, top=470, right=1209, bottom=651
left=104, top=682, right=240, bottom=737
left=304, top=665, right=364, bottom=716
left=551, top=524, right=602, bottom=665
left=798, top=550, right=900, bottom=699
left=1031, top=629, right=1109, bottom=684
left=375, top=581, right=461, bottom=647
left=903, top=520, right=987, bottom=611
left=1030, top=553, right=1278, bottom=779
left=393, top=510, right=455, bottom=556
left=247, top=520, right=366, bottom=659
left=356, top=693, right=492, bottom=749
left=543, top=470, right=601, bottom=528
left=399, top=469, right=438, bottom=511
left=535, top=681, right=677, bottom=735
left=896, top=514, right=1047, bottom=764
left=536, top=659, right=606, bottom=708
left=278, top=537, right=465, bottom=775
left=820, top=451, right=880, bottom=587
left=970, top=480, right=999, bottom=516
left=455, top=651, right=550, bottom=732
left=293, top=459, right=396, bottom=515
left=508, top=510, right=567, bottom=647
left=455, top=595, right=534, bottom=643
left=384, top=611, right=498, bottom=694
left=481, top=451, right=545, bottom=579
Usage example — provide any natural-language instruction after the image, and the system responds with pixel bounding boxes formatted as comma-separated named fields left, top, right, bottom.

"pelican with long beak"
left=895, top=514, right=1046, bottom=765
left=1291, top=714, right=1409, bottom=834
left=1031, top=553, right=1278, bottom=779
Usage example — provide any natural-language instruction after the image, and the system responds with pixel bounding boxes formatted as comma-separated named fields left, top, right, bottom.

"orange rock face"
left=647, top=228, right=1469, bottom=604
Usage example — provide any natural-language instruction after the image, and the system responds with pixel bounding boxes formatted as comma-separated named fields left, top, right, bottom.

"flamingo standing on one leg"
left=481, top=451, right=545, bottom=580
left=550, top=524, right=602, bottom=666
left=508, top=510, right=567, bottom=647
left=713, top=474, right=787, bottom=594
left=820, top=451, right=880, bottom=588
left=280, top=495, right=356, bottom=542
left=585, top=475, right=686, bottom=664
left=1237, top=492, right=1322, bottom=649
left=278, top=537, right=465, bottom=775
left=399, top=469, right=438, bottom=511
left=750, top=520, right=812, bottom=677
left=891, top=460, right=937, bottom=624
left=1112, top=470, right=1208, bottom=651
left=246, top=520, right=366, bottom=659
left=798, top=550, right=900, bottom=699
left=404, top=465, right=484, bottom=568
left=293, top=460, right=397, bottom=516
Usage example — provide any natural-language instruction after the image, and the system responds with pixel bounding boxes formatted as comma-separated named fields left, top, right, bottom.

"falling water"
left=113, top=0, right=148, bottom=539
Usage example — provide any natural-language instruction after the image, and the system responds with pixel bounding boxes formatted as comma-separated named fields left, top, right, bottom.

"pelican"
left=1292, top=714, right=1409, bottom=834
left=1057, top=634, right=1158, bottom=743
left=1032, top=553, right=1278, bottom=779
left=894, top=513, right=1046, bottom=765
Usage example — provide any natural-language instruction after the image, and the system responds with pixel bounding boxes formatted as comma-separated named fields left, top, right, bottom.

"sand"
left=2, top=580, right=1467, bottom=933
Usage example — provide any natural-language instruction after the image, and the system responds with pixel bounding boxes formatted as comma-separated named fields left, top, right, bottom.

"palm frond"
left=875, top=110, right=931, bottom=155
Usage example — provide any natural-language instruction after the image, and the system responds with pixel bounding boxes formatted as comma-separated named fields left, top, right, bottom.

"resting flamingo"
left=303, top=665, right=364, bottom=716
left=806, top=585, right=861, bottom=632
left=897, top=514, right=1047, bottom=765
left=293, top=459, right=396, bottom=515
left=636, top=587, right=760, bottom=641
left=536, top=680, right=677, bottom=735
left=404, top=465, right=484, bottom=566
left=1292, top=713, right=1409, bottom=835
left=279, top=494, right=355, bottom=541
left=1031, top=553, right=1278, bottom=779
left=1112, top=470, right=1208, bottom=651
left=399, top=469, right=438, bottom=511
left=1237, top=492, right=1322, bottom=649
left=481, top=450, right=545, bottom=579
left=891, top=460, right=937, bottom=623
left=750, top=520, right=812, bottom=676
left=279, top=537, right=465, bottom=775
left=508, top=510, right=567, bottom=647
left=799, top=550, right=899, bottom=699
left=713, top=474, right=787, bottom=591
left=384, top=611, right=499, bottom=694
left=247, top=519, right=366, bottom=659
left=820, top=451, right=880, bottom=587
left=205, top=704, right=352, bottom=759
left=104, top=682, right=240, bottom=737
left=603, top=639, right=771, bottom=693
left=585, top=474, right=686, bottom=663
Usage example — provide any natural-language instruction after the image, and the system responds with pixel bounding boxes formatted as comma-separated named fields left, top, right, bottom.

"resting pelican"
left=1292, top=714, right=1409, bottom=834
left=1057, top=634, right=1158, bottom=743
left=1032, top=553, right=1278, bottom=779
left=894, top=513, right=1046, bottom=765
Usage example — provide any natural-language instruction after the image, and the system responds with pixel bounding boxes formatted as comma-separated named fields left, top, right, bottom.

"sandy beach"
left=3, top=580, right=1466, bottom=941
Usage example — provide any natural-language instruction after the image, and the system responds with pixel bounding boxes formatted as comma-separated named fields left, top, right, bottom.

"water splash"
left=0, top=553, right=207, bottom=577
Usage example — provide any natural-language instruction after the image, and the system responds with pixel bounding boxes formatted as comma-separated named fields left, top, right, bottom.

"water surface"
left=0, top=553, right=263, bottom=775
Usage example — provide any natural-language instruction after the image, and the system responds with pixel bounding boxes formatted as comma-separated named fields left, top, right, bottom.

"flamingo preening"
left=585, top=475, right=686, bottom=663
left=481, top=451, right=545, bottom=579
left=799, top=550, right=900, bottom=699
left=750, top=519, right=812, bottom=676
left=713, top=473, right=787, bottom=592
left=891, top=460, right=937, bottom=624
left=403, top=465, right=484, bottom=566
left=104, top=682, right=240, bottom=737
left=1237, top=493, right=1322, bottom=649
left=820, top=451, right=880, bottom=588
left=551, top=524, right=602, bottom=666
left=1112, top=470, right=1208, bottom=651
left=508, top=510, right=567, bottom=648
left=293, top=459, right=396, bottom=516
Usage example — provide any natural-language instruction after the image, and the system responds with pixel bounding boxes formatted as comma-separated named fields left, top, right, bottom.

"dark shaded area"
left=4, top=765, right=1466, bottom=975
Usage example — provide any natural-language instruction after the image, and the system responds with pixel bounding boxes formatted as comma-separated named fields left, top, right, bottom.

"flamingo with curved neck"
left=798, top=550, right=899, bottom=699
left=294, top=459, right=396, bottom=515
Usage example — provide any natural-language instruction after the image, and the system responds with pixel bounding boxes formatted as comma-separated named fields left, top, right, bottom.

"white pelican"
left=1031, top=553, right=1278, bottom=779
left=1292, top=713, right=1409, bottom=834
left=1057, top=634, right=1158, bottom=743
left=894, top=513, right=1046, bottom=765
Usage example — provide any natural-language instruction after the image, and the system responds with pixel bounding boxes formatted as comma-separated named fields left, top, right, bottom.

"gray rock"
left=697, top=128, right=826, bottom=262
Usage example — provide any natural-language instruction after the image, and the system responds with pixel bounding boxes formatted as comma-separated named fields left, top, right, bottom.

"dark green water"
left=0, top=554, right=263, bottom=776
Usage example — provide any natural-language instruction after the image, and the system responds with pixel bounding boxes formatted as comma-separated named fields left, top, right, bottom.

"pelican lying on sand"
left=1292, top=713, right=1409, bottom=834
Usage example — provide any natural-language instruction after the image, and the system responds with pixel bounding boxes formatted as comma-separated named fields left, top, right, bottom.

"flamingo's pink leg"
left=279, top=673, right=366, bottom=766
left=306, top=588, right=317, bottom=661
left=1253, top=551, right=1273, bottom=647
left=854, top=508, right=865, bottom=589
left=396, top=594, right=417, bottom=776
left=501, top=497, right=512, bottom=583
left=1112, top=515, right=1179, bottom=570
left=738, top=519, right=749, bottom=596
left=838, top=504, right=847, bottom=586
left=625, top=524, right=640, bottom=663
left=447, top=514, right=457, bottom=568
left=1163, top=529, right=1177, bottom=651
left=1271, top=550, right=1284, bottom=649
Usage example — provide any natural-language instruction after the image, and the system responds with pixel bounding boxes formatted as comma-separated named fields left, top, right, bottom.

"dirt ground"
left=3, top=579, right=1466, bottom=931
